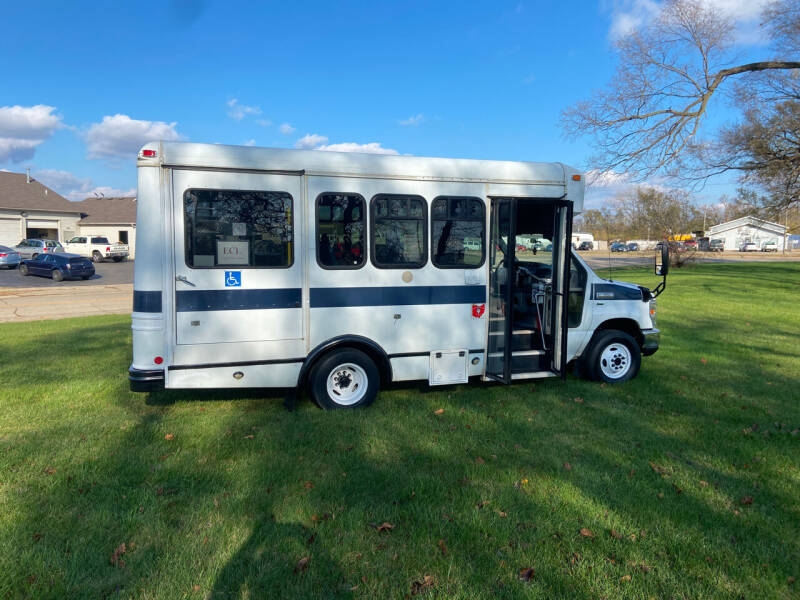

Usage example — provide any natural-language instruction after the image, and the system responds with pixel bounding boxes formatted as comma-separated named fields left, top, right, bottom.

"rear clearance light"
left=572, top=174, right=582, bottom=181
left=141, top=149, right=157, bottom=158
left=154, top=356, right=164, bottom=365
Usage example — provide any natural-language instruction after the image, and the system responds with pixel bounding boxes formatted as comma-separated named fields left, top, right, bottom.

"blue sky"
left=0, top=0, right=771, bottom=205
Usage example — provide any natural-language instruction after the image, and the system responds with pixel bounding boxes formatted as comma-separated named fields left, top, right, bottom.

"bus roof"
left=139, top=141, right=581, bottom=187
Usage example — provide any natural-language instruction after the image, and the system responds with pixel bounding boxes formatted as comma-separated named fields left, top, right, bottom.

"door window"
left=183, top=189, right=294, bottom=268
left=568, top=255, right=587, bottom=328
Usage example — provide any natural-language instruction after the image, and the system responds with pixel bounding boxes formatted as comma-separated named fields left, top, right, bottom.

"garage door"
left=0, top=218, right=21, bottom=247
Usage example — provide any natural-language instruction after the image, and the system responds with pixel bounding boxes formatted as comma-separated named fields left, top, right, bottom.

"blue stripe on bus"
left=176, top=288, right=302, bottom=312
left=310, top=285, right=486, bottom=308
left=174, top=285, right=486, bottom=312
left=133, top=290, right=162, bottom=313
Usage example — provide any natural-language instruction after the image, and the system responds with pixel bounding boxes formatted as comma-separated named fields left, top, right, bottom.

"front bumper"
left=641, top=328, right=660, bottom=356
left=129, top=366, right=165, bottom=392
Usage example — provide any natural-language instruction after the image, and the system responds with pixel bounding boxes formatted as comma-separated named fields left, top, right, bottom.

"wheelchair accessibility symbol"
left=225, top=271, right=241, bottom=287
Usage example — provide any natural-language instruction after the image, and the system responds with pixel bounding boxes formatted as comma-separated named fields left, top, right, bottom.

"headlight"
left=649, top=299, right=657, bottom=327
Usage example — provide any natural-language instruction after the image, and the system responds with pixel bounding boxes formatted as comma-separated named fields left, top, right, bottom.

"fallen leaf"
left=476, top=500, right=491, bottom=508
left=304, top=481, right=314, bottom=490
left=311, top=513, right=331, bottom=522
left=475, top=457, right=485, bottom=464
left=649, top=462, right=668, bottom=475
left=563, top=462, right=572, bottom=471
left=498, top=511, right=508, bottom=518
left=110, top=543, right=127, bottom=568
left=370, top=522, right=395, bottom=532
left=699, top=480, right=709, bottom=487
left=579, top=528, right=594, bottom=538
left=43, top=467, right=56, bottom=476
left=620, top=574, right=632, bottom=582
left=434, top=408, right=445, bottom=415
left=32, top=532, right=42, bottom=542
left=437, top=539, right=447, bottom=555
left=164, top=433, right=174, bottom=440
left=610, top=529, right=623, bottom=540
left=700, top=358, right=707, bottom=365
left=294, top=556, right=309, bottom=573
left=573, top=397, right=584, bottom=404
left=411, top=575, right=435, bottom=595
left=673, top=484, right=683, bottom=494
left=788, top=576, right=795, bottom=585
left=244, top=434, right=254, bottom=439
left=518, top=567, right=535, bottom=582
left=740, top=496, right=754, bottom=505
left=192, top=585, right=201, bottom=591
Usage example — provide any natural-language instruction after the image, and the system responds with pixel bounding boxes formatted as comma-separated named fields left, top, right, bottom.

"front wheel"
left=309, top=348, right=380, bottom=410
left=20, top=264, right=29, bottom=276
left=52, top=269, right=64, bottom=282
left=585, top=330, right=641, bottom=383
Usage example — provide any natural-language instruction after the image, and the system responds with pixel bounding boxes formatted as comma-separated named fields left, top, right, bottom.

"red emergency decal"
left=472, top=303, right=486, bottom=318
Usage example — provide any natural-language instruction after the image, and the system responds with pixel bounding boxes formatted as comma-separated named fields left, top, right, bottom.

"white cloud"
left=255, top=118, right=272, bottom=127
left=399, top=114, right=424, bottom=126
left=316, top=142, right=399, bottom=155
left=86, top=114, right=182, bottom=159
left=34, top=168, right=135, bottom=201
left=608, top=0, right=771, bottom=40
left=226, top=98, right=262, bottom=121
left=295, top=133, right=329, bottom=149
left=243, top=139, right=256, bottom=146
left=279, top=123, right=296, bottom=135
left=0, top=105, right=63, bottom=163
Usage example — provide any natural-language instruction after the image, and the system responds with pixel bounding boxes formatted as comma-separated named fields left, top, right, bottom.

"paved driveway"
left=0, top=259, right=134, bottom=288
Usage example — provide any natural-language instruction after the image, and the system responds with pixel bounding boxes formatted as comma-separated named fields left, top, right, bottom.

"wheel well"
left=298, top=336, right=392, bottom=390
left=594, top=318, right=643, bottom=347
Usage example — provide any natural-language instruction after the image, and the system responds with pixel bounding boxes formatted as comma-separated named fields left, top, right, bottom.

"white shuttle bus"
left=130, top=142, right=667, bottom=409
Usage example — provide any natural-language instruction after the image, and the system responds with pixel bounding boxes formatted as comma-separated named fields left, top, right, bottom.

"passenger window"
left=431, top=196, right=485, bottom=268
left=316, top=193, right=365, bottom=269
left=370, top=194, right=427, bottom=268
left=568, top=255, right=587, bottom=328
left=183, top=189, right=293, bottom=268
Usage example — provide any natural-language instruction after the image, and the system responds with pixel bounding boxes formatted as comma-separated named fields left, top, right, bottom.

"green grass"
left=1, top=262, right=799, bottom=599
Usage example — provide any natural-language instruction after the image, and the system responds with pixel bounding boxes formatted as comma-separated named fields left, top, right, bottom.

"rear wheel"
left=20, top=264, right=29, bottom=276
left=52, top=269, right=64, bottom=282
left=585, top=330, right=641, bottom=384
left=92, top=251, right=103, bottom=263
left=309, top=348, right=380, bottom=410
left=112, top=256, right=123, bottom=262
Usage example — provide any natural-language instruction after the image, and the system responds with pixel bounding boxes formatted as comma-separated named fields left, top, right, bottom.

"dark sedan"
left=19, top=253, right=95, bottom=281
left=610, top=242, right=629, bottom=252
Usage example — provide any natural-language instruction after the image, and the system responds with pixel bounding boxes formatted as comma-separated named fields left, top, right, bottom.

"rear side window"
left=370, top=194, right=427, bottom=268
left=183, top=189, right=293, bottom=268
left=91, top=237, right=109, bottom=244
left=431, top=196, right=485, bottom=268
left=316, top=193, right=365, bottom=269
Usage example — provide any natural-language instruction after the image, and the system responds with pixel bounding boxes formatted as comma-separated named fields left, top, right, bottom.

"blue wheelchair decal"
left=225, top=271, right=241, bottom=287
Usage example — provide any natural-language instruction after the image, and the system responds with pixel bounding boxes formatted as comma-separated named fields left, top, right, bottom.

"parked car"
left=708, top=238, right=724, bottom=252
left=516, top=243, right=527, bottom=252
left=0, top=245, right=21, bottom=269
left=683, top=239, right=697, bottom=249
left=19, top=253, right=95, bottom=281
left=626, top=242, right=640, bottom=251
left=578, top=241, right=593, bottom=251
left=761, top=240, right=778, bottom=252
left=63, top=236, right=129, bottom=263
left=14, top=238, right=64, bottom=259
left=739, top=242, right=758, bottom=252
left=610, top=242, right=628, bottom=252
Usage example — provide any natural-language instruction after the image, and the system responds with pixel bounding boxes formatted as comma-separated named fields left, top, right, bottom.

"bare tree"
left=562, top=0, right=800, bottom=183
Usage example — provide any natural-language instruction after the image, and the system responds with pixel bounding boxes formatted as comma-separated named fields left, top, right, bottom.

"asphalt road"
left=0, top=259, right=134, bottom=288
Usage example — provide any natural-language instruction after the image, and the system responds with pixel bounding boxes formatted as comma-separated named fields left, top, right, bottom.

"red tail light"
left=0, top=253, right=6, bottom=257
left=106, top=246, right=110, bottom=252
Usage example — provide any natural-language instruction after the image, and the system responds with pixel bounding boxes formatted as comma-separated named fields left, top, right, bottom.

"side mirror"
left=655, top=244, right=669, bottom=277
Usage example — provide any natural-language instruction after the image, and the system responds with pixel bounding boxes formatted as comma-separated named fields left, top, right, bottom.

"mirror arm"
left=651, top=276, right=666, bottom=298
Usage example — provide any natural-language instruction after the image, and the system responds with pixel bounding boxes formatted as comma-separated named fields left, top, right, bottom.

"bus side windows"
left=316, top=193, right=366, bottom=269
left=431, top=196, right=485, bottom=268
left=183, top=189, right=293, bottom=269
left=370, top=194, right=427, bottom=269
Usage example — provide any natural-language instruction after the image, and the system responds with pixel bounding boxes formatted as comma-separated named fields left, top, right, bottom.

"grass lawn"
left=1, top=262, right=799, bottom=599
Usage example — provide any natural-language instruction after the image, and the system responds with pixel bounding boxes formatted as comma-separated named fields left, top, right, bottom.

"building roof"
left=0, top=171, right=81, bottom=213
left=72, top=197, right=137, bottom=225
left=707, top=215, right=786, bottom=236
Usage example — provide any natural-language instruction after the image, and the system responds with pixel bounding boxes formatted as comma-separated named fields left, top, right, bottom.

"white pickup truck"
left=63, top=236, right=129, bottom=263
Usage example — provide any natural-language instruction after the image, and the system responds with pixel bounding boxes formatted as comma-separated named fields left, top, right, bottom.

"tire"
left=309, top=348, right=380, bottom=410
left=20, top=264, right=29, bottom=276
left=585, top=330, right=641, bottom=384
left=92, top=251, right=103, bottom=263
left=52, top=269, right=64, bottom=282
left=82, top=274, right=91, bottom=280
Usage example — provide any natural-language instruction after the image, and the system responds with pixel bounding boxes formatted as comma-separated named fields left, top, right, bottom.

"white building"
left=706, top=216, right=786, bottom=251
